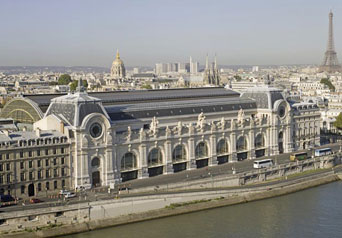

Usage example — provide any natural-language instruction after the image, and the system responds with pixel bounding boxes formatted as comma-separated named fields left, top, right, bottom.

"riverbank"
left=1, top=168, right=341, bottom=238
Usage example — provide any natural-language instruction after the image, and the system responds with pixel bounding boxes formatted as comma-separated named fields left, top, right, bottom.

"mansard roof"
left=240, top=86, right=285, bottom=110
left=23, top=87, right=240, bottom=112
left=105, top=97, right=257, bottom=121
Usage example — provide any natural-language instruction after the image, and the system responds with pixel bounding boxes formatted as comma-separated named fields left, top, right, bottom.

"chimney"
left=60, top=122, right=64, bottom=133
left=36, top=127, right=41, bottom=137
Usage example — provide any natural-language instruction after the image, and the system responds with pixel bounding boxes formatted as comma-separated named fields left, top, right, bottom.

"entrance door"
left=92, top=171, right=100, bottom=187
left=28, top=184, right=35, bottom=197
left=278, top=132, right=284, bottom=154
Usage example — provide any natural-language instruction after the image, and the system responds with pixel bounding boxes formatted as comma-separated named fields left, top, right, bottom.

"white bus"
left=253, top=159, right=273, bottom=169
left=314, top=148, right=332, bottom=157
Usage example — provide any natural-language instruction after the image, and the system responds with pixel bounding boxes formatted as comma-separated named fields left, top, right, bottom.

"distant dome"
left=111, top=50, right=126, bottom=79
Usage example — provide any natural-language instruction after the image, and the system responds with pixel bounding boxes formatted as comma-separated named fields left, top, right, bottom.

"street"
left=0, top=142, right=340, bottom=213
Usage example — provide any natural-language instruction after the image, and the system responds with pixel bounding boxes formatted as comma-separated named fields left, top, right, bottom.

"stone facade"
left=29, top=84, right=321, bottom=190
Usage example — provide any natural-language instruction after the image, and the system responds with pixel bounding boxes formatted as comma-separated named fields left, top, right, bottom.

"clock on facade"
left=90, top=123, right=102, bottom=138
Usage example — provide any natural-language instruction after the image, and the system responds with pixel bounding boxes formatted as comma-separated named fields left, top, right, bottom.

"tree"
left=141, top=84, right=152, bottom=90
left=320, top=78, right=335, bottom=92
left=49, top=81, right=58, bottom=86
left=58, top=74, right=72, bottom=85
left=334, top=112, right=342, bottom=130
left=70, top=80, right=88, bottom=91
left=233, top=75, right=242, bottom=81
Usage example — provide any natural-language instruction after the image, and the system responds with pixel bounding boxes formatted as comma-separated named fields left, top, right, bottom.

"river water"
left=67, top=181, right=342, bottom=238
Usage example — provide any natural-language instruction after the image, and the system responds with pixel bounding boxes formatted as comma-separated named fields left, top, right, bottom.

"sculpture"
left=125, top=126, right=132, bottom=142
left=149, top=116, right=159, bottom=136
left=237, top=108, right=245, bottom=126
left=196, top=112, right=206, bottom=130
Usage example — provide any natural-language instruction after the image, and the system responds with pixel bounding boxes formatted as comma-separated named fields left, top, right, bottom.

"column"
left=209, top=135, right=218, bottom=166
left=105, top=146, right=117, bottom=186
left=188, top=138, right=196, bottom=169
left=138, top=144, right=148, bottom=178
left=230, top=132, right=237, bottom=162
left=249, top=130, right=256, bottom=160
left=164, top=140, right=174, bottom=174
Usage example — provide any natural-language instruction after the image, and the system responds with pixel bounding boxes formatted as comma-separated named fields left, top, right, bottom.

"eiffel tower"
left=319, top=11, right=342, bottom=73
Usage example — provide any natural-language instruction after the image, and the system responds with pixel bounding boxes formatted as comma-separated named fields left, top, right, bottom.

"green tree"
left=49, top=81, right=58, bottom=86
left=141, top=84, right=152, bottom=90
left=320, top=78, right=335, bottom=92
left=334, top=112, right=342, bottom=130
left=58, top=74, right=72, bottom=85
left=233, top=75, right=242, bottom=81
left=70, top=80, right=88, bottom=91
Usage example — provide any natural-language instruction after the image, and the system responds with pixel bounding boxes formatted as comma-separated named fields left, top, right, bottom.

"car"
left=59, top=190, right=69, bottom=195
left=29, top=198, right=43, bottom=204
left=0, top=195, right=15, bottom=202
left=64, top=192, right=76, bottom=198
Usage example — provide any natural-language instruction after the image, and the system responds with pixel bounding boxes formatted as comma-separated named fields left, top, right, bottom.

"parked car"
left=59, top=190, right=70, bottom=195
left=29, top=198, right=43, bottom=204
left=0, top=195, right=15, bottom=202
left=64, top=192, right=76, bottom=198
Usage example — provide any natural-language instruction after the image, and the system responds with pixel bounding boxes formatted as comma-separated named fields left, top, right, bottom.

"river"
left=66, top=181, right=342, bottom=238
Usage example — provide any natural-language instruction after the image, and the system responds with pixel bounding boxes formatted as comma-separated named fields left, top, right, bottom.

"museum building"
left=0, top=83, right=320, bottom=194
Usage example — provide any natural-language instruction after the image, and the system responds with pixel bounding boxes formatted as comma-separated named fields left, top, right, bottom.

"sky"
left=1, top=0, right=342, bottom=67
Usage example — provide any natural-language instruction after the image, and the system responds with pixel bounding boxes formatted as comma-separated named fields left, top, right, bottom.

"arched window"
left=91, top=157, right=100, bottom=167
left=148, top=148, right=163, bottom=166
left=195, top=142, right=208, bottom=158
left=255, top=134, right=265, bottom=148
left=236, top=136, right=247, bottom=151
left=278, top=132, right=283, bottom=140
left=121, top=152, right=137, bottom=171
left=217, top=139, right=229, bottom=155
left=172, top=145, right=187, bottom=162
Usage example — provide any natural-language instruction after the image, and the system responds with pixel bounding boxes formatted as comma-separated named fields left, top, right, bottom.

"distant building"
left=131, top=73, right=156, bottom=80
left=190, top=57, right=199, bottom=75
left=252, top=66, right=259, bottom=72
left=110, top=50, right=126, bottom=79
left=203, top=54, right=220, bottom=86
left=155, top=63, right=168, bottom=75
left=133, top=68, right=140, bottom=74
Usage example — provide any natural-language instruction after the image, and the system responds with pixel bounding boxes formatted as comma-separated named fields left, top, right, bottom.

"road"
left=1, top=142, right=341, bottom=213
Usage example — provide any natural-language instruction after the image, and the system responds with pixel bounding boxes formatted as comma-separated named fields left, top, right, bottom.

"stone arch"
left=195, top=141, right=209, bottom=159
left=148, top=147, right=163, bottom=166
left=121, top=152, right=137, bottom=171
left=147, top=147, right=164, bottom=177
left=278, top=131, right=284, bottom=154
left=236, top=135, right=248, bottom=151
left=255, top=133, right=266, bottom=148
left=236, top=135, right=248, bottom=161
left=217, top=138, right=229, bottom=164
left=91, top=157, right=100, bottom=168
left=91, top=157, right=101, bottom=187
left=172, top=144, right=187, bottom=163
left=217, top=138, right=229, bottom=155
left=195, top=141, right=209, bottom=168
left=120, top=152, right=138, bottom=182
left=255, top=133, right=266, bottom=158
left=172, top=144, right=187, bottom=172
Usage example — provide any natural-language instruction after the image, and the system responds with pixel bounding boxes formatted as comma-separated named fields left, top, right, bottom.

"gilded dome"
left=111, top=49, right=126, bottom=78
left=112, top=50, right=124, bottom=66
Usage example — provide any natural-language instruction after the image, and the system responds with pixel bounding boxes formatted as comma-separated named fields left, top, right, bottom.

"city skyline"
left=1, top=0, right=342, bottom=67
